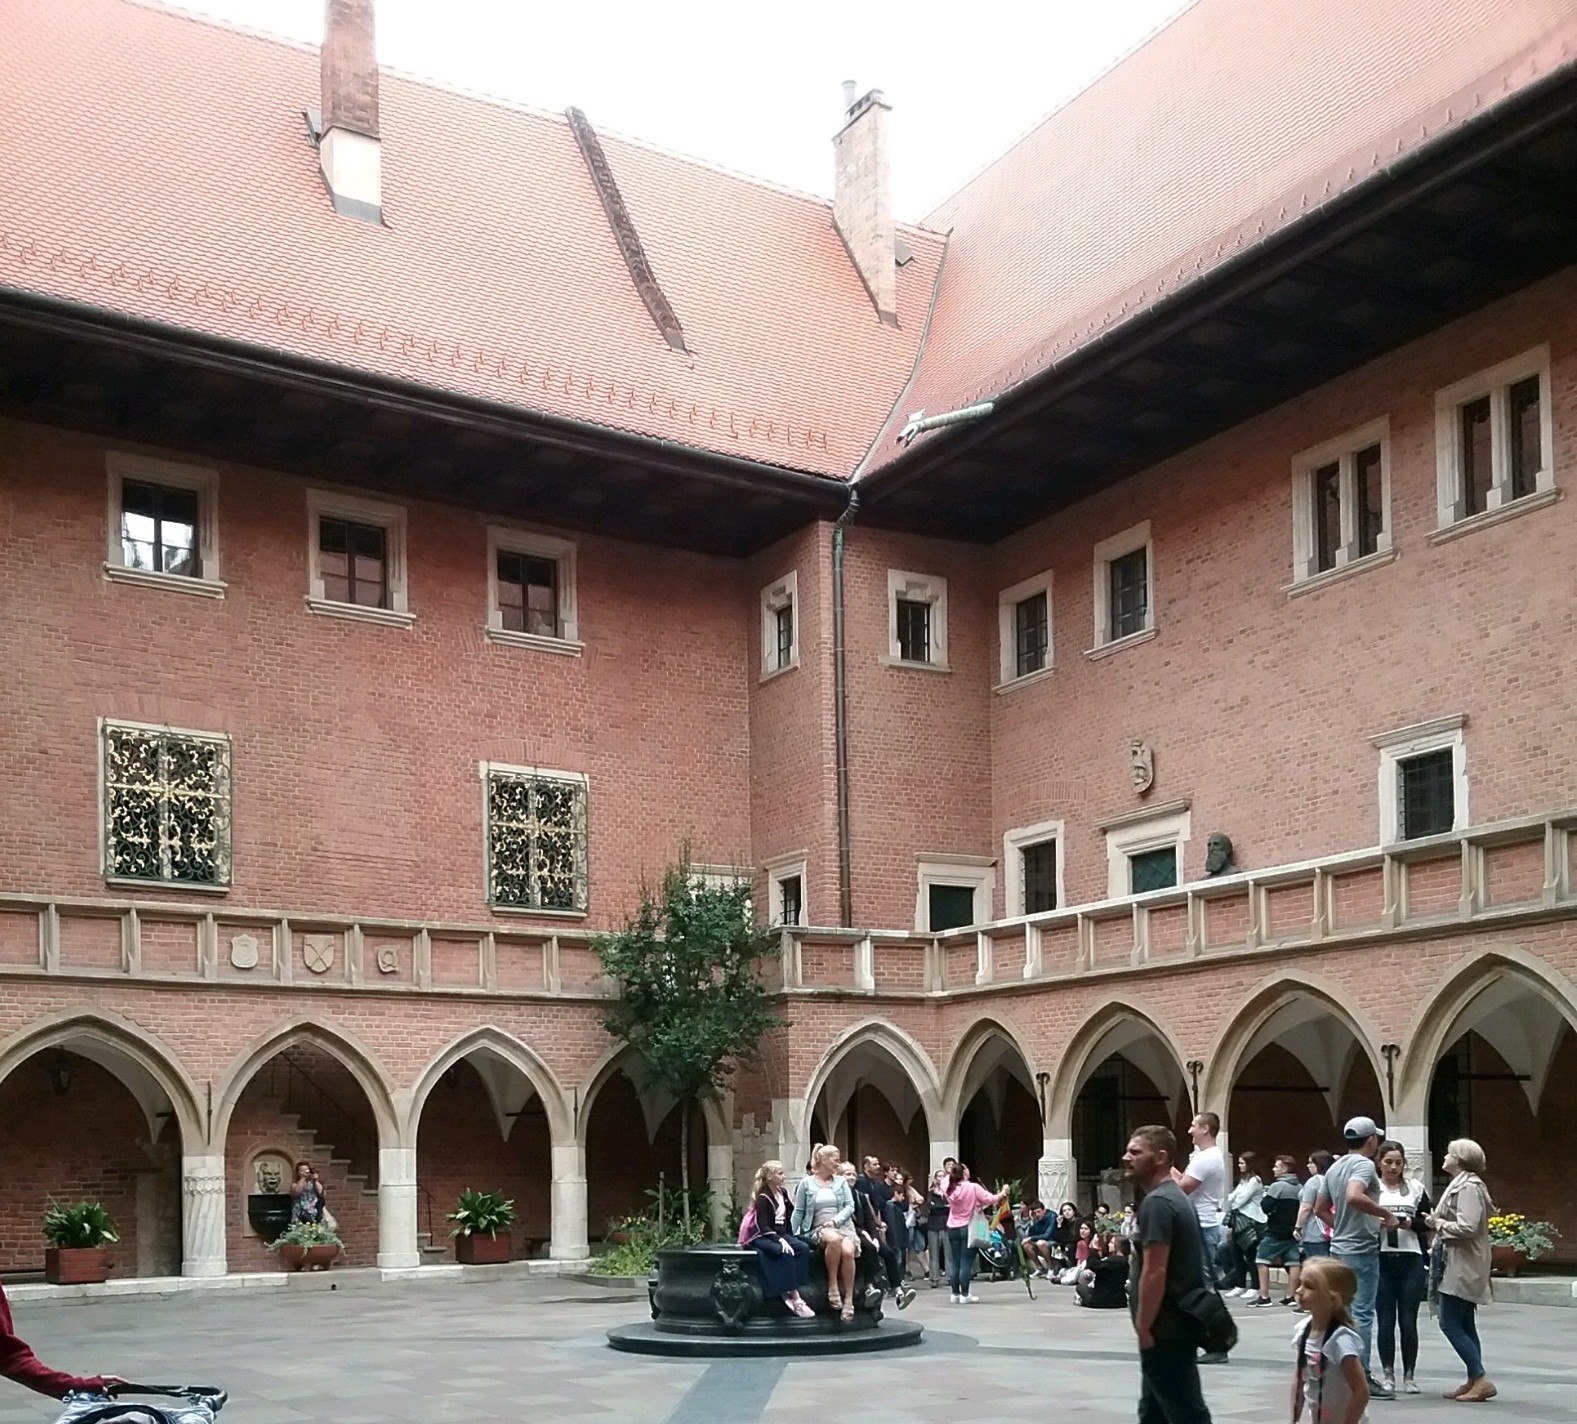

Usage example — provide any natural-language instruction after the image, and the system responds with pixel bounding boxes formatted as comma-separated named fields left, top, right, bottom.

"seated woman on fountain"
left=747, top=1160, right=814, bottom=1318
left=791, top=1143, right=859, bottom=1322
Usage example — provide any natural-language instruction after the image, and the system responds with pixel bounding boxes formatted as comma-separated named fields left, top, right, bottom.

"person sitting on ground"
left=1, top=1280, right=120, bottom=1399
left=1077, top=1234, right=1132, bottom=1308
left=746, top=1159, right=813, bottom=1318
left=1058, top=1218, right=1096, bottom=1285
left=1252, top=1153, right=1307, bottom=1307
left=1051, top=1200, right=1080, bottom=1270
left=790, top=1143, right=858, bottom=1321
left=1022, top=1200, right=1058, bottom=1278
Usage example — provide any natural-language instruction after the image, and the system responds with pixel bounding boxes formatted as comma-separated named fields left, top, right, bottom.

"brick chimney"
left=318, top=0, right=381, bottom=223
left=833, top=85, right=896, bottom=325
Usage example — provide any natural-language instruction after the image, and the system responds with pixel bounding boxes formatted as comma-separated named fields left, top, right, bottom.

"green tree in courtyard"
left=594, top=856, right=785, bottom=1236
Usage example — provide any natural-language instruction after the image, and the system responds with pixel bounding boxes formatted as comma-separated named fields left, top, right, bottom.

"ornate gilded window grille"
left=486, top=768, right=588, bottom=912
left=103, top=723, right=232, bottom=886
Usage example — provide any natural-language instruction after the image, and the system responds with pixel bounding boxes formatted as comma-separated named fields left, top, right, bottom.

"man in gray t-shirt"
left=1316, top=1117, right=1400, bottom=1394
left=1295, top=1149, right=1334, bottom=1255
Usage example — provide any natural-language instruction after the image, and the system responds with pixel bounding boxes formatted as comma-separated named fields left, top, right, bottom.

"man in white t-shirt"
left=1174, top=1110, right=1229, bottom=1363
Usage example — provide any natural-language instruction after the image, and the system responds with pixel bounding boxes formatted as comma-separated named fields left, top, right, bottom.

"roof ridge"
left=923, top=0, right=1200, bottom=223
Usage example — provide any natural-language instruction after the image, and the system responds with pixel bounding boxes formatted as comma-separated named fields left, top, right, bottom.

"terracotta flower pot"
left=44, top=1247, right=107, bottom=1285
left=1490, top=1244, right=1527, bottom=1278
left=456, top=1232, right=512, bottom=1265
left=279, top=1243, right=341, bottom=1272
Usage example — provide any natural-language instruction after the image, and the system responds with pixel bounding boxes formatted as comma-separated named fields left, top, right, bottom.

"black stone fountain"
left=606, top=1243, right=924, bottom=1357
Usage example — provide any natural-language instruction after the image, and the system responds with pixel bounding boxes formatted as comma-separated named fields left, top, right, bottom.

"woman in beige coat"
left=1426, top=1138, right=1495, bottom=1403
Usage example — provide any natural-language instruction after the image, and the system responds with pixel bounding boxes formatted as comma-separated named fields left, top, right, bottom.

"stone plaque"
left=302, top=934, right=336, bottom=974
left=1129, top=740, right=1155, bottom=795
left=375, top=944, right=400, bottom=975
left=229, top=933, right=259, bottom=971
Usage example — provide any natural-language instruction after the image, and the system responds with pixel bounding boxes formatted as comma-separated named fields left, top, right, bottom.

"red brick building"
left=1, top=0, right=1574, bottom=1279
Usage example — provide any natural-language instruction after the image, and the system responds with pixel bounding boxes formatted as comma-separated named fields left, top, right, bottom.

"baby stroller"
left=57, top=1384, right=227, bottom=1424
left=972, top=1214, right=1036, bottom=1299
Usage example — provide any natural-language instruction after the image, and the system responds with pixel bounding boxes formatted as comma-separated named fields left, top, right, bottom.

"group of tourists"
left=1130, top=1111, right=1500, bottom=1424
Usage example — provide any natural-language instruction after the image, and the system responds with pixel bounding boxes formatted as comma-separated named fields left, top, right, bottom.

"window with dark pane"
left=1128, top=846, right=1177, bottom=893
left=777, top=874, right=803, bottom=927
left=927, top=883, right=976, bottom=933
left=1353, top=445, right=1384, bottom=558
left=486, top=770, right=588, bottom=911
left=319, top=517, right=387, bottom=608
left=1014, top=591, right=1049, bottom=677
left=1508, top=376, right=1542, bottom=500
left=1311, top=461, right=1342, bottom=572
left=1021, top=840, right=1058, bottom=913
left=1108, top=548, right=1148, bottom=640
left=1459, top=396, right=1493, bottom=515
left=896, top=597, right=931, bottom=662
left=121, top=480, right=199, bottom=577
left=775, top=602, right=795, bottom=670
left=103, top=725, right=230, bottom=886
left=498, top=551, right=559, bottom=636
left=1398, top=748, right=1454, bottom=840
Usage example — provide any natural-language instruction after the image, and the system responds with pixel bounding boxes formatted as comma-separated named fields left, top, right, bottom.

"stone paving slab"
left=0, top=1276, right=1569, bottom=1424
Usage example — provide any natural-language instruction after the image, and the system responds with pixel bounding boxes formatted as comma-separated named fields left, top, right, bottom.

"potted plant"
left=448, top=1189, right=516, bottom=1264
left=1487, top=1213, right=1560, bottom=1277
left=42, top=1201, right=118, bottom=1285
left=268, top=1220, right=343, bottom=1271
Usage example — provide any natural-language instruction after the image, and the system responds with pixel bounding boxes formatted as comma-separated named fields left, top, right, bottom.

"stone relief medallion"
left=302, top=933, right=336, bottom=974
left=375, top=944, right=400, bottom=975
left=229, top=933, right=259, bottom=971
left=1129, top=739, right=1155, bottom=796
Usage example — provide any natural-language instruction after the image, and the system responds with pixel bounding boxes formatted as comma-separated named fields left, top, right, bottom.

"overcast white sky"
left=175, top=0, right=1193, bottom=221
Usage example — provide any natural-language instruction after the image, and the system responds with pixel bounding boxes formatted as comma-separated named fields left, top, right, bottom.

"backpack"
left=736, top=1207, right=757, bottom=1246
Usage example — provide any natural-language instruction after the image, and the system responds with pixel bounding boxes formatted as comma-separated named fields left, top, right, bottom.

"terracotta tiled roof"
left=2, top=1, right=1573, bottom=485
left=866, top=0, right=1577, bottom=470
left=0, top=0, right=943, bottom=478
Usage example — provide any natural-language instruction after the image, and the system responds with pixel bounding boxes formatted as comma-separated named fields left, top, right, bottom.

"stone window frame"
left=1101, top=800, right=1191, bottom=900
left=484, top=524, right=582, bottom=655
left=763, top=850, right=809, bottom=927
left=996, top=569, right=1054, bottom=690
left=305, top=487, right=414, bottom=628
left=481, top=761, right=590, bottom=918
left=883, top=569, right=949, bottom=672
left=1432, top=344, right=1557, bottom=542
left=1087, top=520, right=1155, bottom=658
left=99, top=717, right=233, bottom=893
left=1287, top=416, right=1396, bottom=593
left=1003, top=818, right=1065, bottom=916
left=1372, top=715, right=1468, bottom=845
left=104, top=452, right=225, bottom=599
left=759, top=570, right=799, bottom=681
left=914, top=853, right=995, bottom=932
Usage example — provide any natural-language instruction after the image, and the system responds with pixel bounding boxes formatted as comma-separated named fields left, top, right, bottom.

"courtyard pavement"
left=2, top=1275, right=1570, bottom=1424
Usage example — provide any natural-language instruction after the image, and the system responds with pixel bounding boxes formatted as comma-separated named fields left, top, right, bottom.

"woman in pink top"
left=944, top=1162, right=1007, bottom=1303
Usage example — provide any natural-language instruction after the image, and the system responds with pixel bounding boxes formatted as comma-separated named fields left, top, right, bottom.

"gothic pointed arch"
left=801, top=1018, right=943, bottom=1138
left=940, top=1014, right=1039, bottom=1123
left=0, top=1010, right=203, bottom=1152
left=408, top=1027, right=573, bottom=1146
left=1397, top=949, right=1577, bottom=1120
left=1045, top=998, right=1188, bottom=1138
left=1201, top=971, right=1386, bottom=1119
left=212, top=1017, right=400, bottom=1149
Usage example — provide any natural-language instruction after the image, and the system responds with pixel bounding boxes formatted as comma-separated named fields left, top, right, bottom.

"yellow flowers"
left=1486, top=1213, right=1559, bottom=1259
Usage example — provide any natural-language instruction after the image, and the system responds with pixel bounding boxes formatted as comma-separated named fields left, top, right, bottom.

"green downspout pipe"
left=832, top=485, right=860, bottom=927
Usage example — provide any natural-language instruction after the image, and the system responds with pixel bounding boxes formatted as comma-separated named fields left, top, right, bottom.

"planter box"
left=44, top=1247, right=107, bottom=1285
left=279, top=1243, right=341, bottom=1272
left=1491, top=1244, right=1529, bottom=1278
left=455, top=1233, right=512, bottom=1265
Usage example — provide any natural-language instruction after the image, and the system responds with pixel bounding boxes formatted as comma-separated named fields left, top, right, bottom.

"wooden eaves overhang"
left=0, top=292, right=850, bottom=558
left=858, top=64, right=1577, bottom=543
